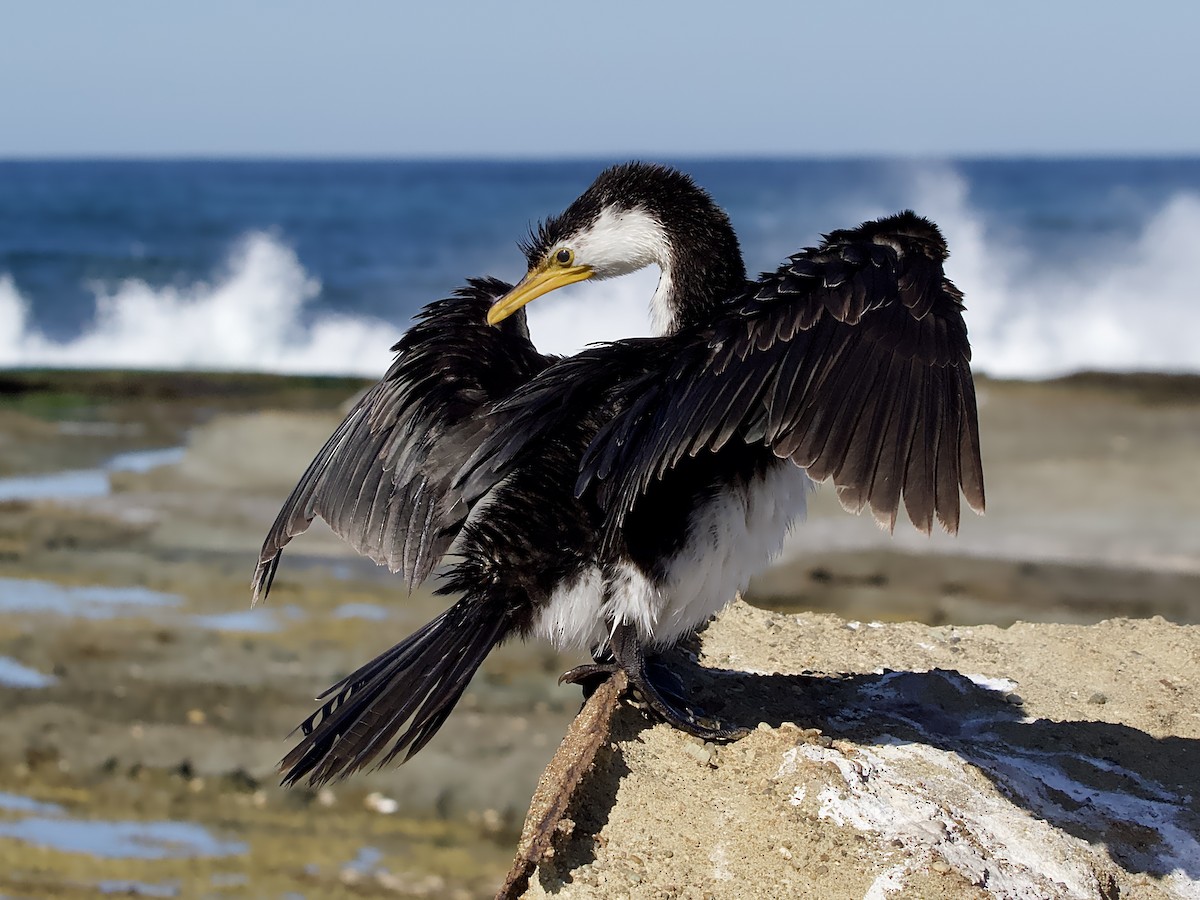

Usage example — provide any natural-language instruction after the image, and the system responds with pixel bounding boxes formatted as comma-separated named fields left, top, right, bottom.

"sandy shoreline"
left=0, top=368, right=1196, bottom=896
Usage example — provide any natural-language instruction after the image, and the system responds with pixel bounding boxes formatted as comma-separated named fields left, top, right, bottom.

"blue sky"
left=3, top=1, right=1196, bottom=158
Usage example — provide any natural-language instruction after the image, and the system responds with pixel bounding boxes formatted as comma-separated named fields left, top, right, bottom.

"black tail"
left=281, top=594, right=513, bottom=786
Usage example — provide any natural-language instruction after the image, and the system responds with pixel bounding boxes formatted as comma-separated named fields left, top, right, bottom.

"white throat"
left=571, top=205, right=676, bottom=336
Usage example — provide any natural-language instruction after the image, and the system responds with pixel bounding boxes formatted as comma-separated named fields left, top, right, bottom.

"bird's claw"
left=560, top=625, right=750, bottom=742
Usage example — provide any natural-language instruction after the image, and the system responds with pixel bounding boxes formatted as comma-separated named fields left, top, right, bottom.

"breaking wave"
left=0, top=234, right=405, bottom=376
left=2, top=171, right=1199, bottom=378
left=901, top=168, right=1200, bottom=378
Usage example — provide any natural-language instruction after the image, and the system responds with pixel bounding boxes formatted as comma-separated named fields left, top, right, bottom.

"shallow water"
left=0, top=815, right=246, bottom=860
left=0, top=446, right=184, bottom=502
left=332, top=602, right=389, bottom=621
left=0, top=573, right=313, bottom=634
left=107, top=446, right=188, bottom=474
left=0, top=657, right=55, bottom=688
left=192, top=605, right=302, bottom=633
left=0, top=793, right=64, bottom=815
left=343, top=846, right=384, bottom=875
left=0, top=577, right=183, bottom=618
left=0, top=467, right=111, bottom=501
left=96, top=879, right=179, bottom=897
left=0, top=788, right=247, bottom=863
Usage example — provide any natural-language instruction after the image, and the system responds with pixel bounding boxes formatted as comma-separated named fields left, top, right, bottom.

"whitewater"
left=1, top=167, right=1197, bottom=379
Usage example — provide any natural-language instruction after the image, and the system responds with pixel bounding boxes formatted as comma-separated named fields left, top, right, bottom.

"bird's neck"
left=649, top=224, right=747, bottom=335
left=649, top=269, right=679, bottom=336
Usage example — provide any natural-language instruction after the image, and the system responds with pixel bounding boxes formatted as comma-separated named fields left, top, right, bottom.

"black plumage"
left=254, top=162, right=985, bottom=786
left=253, top=277, right=553, bottom=599
left=578, top=211, right=984, bottom=540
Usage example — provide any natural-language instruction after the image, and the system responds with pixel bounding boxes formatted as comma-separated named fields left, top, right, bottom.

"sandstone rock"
left=517, top=601, right=1200, bottom=900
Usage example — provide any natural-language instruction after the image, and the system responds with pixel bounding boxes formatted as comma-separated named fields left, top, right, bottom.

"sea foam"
left=2, top=170, right=1199, bottom=378
left=904, top=168, right=1200, bottom=378
left=0, top=234, right=405, bottom=376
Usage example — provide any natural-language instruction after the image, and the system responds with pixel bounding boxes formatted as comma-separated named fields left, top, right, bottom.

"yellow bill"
left=487, top=264, right=594, bottom=325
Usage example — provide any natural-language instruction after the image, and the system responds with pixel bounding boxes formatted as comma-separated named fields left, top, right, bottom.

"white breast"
left=533, top=461, right=813, bottom=651
left=651, top=460, right=813, bottom=646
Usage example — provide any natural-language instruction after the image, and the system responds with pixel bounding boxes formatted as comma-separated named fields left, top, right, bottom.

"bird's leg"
left=562, top=622, right=748, bottom=741
left=612, top=623, right=748, bottom=741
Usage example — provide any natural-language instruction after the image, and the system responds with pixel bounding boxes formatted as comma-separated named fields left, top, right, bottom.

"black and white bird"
left=253, top=162, right=985, bottom=786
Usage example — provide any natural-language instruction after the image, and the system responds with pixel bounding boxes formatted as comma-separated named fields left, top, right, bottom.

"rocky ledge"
left=511, top=601, right=1200, bottom=900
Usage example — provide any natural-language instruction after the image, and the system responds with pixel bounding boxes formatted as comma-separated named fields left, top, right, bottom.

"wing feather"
left=579, top=211, right=985, bottom=543
left=252, top=278, right=553, bottom=602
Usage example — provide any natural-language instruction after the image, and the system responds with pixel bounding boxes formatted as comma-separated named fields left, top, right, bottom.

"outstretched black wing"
left=253, top=278, right=554, bottom=602
left=580, top=211, right=985, bottom=541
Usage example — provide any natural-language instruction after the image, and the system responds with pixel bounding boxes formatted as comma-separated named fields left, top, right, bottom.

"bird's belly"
left=604, top=459, right=813, bottom=648
left=532, top=461, right=812, bottom=652
left=533, top=566, right=610, bottom=651
left=649, top=460, right=813, bottom=645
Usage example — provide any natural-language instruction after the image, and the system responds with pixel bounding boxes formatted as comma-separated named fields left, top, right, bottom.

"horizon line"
left=2, top=151, right=1199, bottom=165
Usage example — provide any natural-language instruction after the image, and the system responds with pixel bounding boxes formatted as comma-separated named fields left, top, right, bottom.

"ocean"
left=1, top=158, right=1198, bottom=379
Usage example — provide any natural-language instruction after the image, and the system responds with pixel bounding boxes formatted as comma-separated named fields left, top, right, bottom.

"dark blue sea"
left=2, top=158, right=1198, bottom=377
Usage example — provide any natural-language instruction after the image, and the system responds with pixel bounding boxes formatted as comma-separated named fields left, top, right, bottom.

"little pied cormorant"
left=253, top=162, right=985, bottom=786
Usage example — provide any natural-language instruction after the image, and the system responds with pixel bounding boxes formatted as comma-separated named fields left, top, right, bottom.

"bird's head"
left=487, top=162, right=746, bottom=332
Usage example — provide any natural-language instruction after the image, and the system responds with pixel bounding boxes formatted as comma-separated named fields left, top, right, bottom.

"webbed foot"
left=561, top=624, right=749, bottom=742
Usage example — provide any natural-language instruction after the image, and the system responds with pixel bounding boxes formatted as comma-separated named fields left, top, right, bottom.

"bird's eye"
left=555, top=248, right=574, bottom=266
